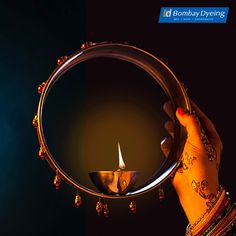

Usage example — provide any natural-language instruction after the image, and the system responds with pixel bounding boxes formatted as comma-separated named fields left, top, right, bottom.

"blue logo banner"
left=158, top=7, right=229, bottom=23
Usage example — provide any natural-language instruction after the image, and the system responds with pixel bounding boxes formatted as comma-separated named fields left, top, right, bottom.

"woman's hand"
left=161, top=101, right=223, bottom=225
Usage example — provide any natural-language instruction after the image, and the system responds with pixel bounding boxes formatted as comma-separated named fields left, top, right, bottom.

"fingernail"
left=177, top=107, right=186, bottom=116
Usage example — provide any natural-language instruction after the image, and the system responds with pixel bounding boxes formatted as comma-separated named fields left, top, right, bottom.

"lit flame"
left=118, top=142, right=126, bottom=170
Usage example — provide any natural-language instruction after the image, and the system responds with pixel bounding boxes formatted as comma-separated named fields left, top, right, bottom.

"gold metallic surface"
left=54, top=170, right=61, bottom=190
left=32, top=115, right=38, bottom=128
left=37, top=82, right=46, bottom=94
left=38, top=146, right=46, bottom=160
left=81, top=41, right=95, bottom=49
left=89, top=170, right=139, bottom=195
left=96, top=197, right=104, bottom=215
left=57, top=56, right=68, bottom=66
left=129, top=201, right=137, bottom=213
left=103, top=203, right=109, bottom=217
left=75, top=192, right=82, bottom=208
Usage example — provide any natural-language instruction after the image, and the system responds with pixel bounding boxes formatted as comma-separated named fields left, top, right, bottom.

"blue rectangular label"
left=158, top=7, right=229, bottom=23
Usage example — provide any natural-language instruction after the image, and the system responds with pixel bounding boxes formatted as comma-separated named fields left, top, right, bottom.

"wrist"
left=185, top=186, right=225, bottom=235
left=185, top=187, right=236, bottom=236
left=176, top=182, right=220, bottom=225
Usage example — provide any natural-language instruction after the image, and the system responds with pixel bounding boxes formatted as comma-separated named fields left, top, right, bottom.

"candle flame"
left=118, top=142, right=126, bottom=170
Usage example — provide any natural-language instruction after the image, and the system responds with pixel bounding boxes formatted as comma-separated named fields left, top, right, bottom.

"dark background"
left=0, top=1, right=235, bottom=235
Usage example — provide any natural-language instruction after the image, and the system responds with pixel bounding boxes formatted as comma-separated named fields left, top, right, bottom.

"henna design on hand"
left=200, top=129, right=217, bottom=162
left=191, top=180, right=216, bottom=206
left=177, top=152, right=197, bottom=173
left=191, top=180, right=209, bottom=199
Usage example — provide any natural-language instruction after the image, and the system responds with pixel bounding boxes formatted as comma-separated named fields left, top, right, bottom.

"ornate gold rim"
left=32, top=41, right=191, bottom=199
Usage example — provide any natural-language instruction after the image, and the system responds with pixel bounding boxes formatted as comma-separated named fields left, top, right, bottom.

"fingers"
left=163, top=101, right=175, bottom=120
left=160, top=136, right=172, bottom=157
left=164, top=120, right=174, bottom=138
left=163, top=100, right=222, bottom=155
left=162, top=101, right=175, bottom=159
left=163, top=100, right=203, bottom=148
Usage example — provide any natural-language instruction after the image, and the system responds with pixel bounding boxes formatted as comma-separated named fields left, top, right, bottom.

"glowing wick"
left=118, top=142, right=126, bottom=170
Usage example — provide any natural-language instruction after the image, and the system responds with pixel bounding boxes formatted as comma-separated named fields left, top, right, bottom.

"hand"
left=161, top=101, right=223, bottom=224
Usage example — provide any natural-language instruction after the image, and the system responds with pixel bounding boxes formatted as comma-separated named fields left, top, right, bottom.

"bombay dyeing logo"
left=159, top=7, right=229, bottom=23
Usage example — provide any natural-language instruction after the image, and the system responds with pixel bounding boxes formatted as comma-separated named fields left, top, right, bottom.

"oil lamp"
left=89, top=142, right=139, bottom=195
left=32, top=41, right=191, bottom=214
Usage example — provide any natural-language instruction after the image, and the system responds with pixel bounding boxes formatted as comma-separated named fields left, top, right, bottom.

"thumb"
left=176, top=107, right=202, bottom=145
